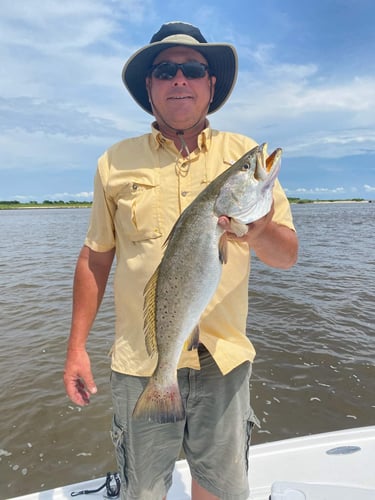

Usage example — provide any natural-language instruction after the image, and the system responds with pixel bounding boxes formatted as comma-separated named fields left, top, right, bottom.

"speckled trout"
left=133, top=143, right=281, bottom=423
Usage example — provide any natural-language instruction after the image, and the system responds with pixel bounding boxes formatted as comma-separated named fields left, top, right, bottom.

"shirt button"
left=181, top=191, right=188, bottom=197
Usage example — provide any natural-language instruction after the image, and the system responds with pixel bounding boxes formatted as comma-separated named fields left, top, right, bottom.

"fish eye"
left=241, top=163, right=250, bottom=171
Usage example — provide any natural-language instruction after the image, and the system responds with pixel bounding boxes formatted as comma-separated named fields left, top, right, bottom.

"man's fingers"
left=65, top=377, right=88, bottom=406
left=65, top=373, right=97, bottom=406
left=218, top=215, right=231, bottom=230
left=75, top=379, right=91, bottom=405
left=64, top=349, right=97, bottom=405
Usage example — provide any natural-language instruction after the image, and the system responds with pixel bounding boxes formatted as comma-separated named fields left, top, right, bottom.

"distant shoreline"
left=0, top=202, right=92, bottom=210
left=0, top=199, right=372, bottom=210
left=304, top=200, right=371, bottom=204
left=0, top=205, right=91, bottom=210
left=287, top=198, right=371, bottom=205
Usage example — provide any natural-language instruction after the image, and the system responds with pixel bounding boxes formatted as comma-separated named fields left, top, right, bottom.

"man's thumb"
left=85, top=373, right=97, bottom=395
left=89, top=384, right=98, bottom=394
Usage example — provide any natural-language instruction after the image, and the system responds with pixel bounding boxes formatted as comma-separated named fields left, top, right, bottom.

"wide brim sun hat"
left=122, top=21, right=238, bottom=115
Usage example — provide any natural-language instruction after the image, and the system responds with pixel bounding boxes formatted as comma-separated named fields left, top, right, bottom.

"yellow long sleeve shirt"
left=85, top=124, right=295, bottom=376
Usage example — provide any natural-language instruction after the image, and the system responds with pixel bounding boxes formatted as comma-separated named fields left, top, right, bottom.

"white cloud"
left=364, top=184, right=375, bottom=192
left=0, top=1, right=374, bottom=203
left=14, top=192, right=93, bottom=202
left=282, top=129, right=375, bottom=158
left=46, top=191, right=93, bottom=201
left=2, top=2, right=375, bottom=163
left=213, top=61, right=375, bottom=159
left=208, top=38, right=375, bottom=159
left=0, top=0, right=153, bottom=100
left=288, top=187, right=346, bottom=195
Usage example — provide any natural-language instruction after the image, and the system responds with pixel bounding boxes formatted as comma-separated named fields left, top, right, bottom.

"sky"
left=1, top=0, right=374, bottom=201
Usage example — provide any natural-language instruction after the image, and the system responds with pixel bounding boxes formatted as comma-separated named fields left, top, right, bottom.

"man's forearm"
left=68, top=246, right=115, bottom=349
left=250, top=221, right=298, bottom=269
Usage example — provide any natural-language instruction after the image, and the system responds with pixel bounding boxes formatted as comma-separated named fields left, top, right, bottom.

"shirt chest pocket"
left=115, top=180, right=162, bottom=242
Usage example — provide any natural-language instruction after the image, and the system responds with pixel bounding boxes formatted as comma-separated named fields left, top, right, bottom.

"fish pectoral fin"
left=186, top=325, right=200, bottom=351
left=218, top=232, right=228, bottom=264
left=229, top=219, right=249, bottom=237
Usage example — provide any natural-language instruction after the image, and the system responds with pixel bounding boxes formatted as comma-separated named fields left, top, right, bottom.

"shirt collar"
left=198, top=122, right=211, bottom=152
left=151, top=121, right=212, bottom=152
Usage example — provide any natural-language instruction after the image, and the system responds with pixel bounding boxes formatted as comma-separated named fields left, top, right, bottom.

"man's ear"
left=209, top=75, right=216, bottom=103
left=146, top=77, right=152, bottom=101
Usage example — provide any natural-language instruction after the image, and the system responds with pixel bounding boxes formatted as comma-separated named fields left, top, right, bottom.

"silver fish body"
left=133, top=143, right=282, bottom=423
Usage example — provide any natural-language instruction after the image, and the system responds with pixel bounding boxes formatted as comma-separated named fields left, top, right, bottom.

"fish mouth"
left=255, top=143, right=282, bottom=181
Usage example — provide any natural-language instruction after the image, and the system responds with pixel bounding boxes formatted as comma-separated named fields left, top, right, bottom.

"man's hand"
left=218, top=202, right=275, bottom=246
left=64, top=348, right=97, bottom=406
left=218, top=201, right=297, bottom=269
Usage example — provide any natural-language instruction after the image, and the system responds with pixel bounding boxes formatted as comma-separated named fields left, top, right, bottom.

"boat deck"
left=10, top=426, right=375, bottom=500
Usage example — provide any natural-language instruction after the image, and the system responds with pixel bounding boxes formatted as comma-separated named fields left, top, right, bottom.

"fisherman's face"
left=146, top=46, right=216, bottom=132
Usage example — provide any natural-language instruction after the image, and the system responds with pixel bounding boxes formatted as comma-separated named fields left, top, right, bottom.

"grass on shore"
left=0, top=200, right=92, bottom=210
left=0, top=198, right=369, bottom=210
left=287, top=197, right=367, bottom=204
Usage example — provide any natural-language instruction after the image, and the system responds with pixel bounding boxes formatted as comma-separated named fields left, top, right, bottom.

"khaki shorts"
left=110, top=346, right=257, bottom=500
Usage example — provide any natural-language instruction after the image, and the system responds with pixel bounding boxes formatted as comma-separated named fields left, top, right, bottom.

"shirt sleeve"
left=84, top=153, right=117, bottom=252
left=272, top=179, right=296, bottom=231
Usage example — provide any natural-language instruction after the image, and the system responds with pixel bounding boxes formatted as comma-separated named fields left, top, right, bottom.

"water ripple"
left=0, top=204, right=374, bottom=496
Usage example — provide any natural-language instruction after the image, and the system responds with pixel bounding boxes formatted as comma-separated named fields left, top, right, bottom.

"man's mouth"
left=167, top=96, right=192, bottom=101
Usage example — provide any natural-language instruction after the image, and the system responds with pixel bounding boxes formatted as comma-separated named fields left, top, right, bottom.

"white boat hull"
left=10, top=426, right=375, bottom=500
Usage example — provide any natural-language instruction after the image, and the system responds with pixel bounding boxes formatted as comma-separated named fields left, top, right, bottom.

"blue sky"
left=1, top=0, right=374, bottom=201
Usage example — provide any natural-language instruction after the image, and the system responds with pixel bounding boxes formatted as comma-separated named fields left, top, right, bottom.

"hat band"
left=158, top=34, right=201, bottom=45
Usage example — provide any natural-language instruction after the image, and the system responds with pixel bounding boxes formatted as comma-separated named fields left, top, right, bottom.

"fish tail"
left=132, top=378, right=185, bottom=424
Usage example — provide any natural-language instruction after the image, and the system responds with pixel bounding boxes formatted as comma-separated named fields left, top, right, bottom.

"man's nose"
left=172, top=69, right=187, bottom=85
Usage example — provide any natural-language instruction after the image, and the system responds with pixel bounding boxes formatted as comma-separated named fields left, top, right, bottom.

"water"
left=0, top=204, right=374, bottom=497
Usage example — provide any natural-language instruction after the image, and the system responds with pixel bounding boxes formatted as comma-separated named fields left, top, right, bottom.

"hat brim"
left=122, top=40, right=238, bottom=115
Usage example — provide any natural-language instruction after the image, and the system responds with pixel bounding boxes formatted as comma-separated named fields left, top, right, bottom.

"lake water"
left=0, top=203, right=374, bottom=497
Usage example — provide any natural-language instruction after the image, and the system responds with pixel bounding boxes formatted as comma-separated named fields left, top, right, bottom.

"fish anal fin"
left=219, top=232, right=228, bottom=264
left=143, top=267, right=159, bottom=356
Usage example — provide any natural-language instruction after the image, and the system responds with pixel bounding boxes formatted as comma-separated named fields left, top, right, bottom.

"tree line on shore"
left=0, top=197, right=368, bottom=209
left=0, top=200, right=92, bottom=206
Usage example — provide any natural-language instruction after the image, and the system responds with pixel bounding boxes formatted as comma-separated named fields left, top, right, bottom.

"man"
left=64, top=21, right=298, bottom=500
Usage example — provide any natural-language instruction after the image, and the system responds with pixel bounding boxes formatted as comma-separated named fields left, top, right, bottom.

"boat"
left=10, top=425, right=375, bottom=499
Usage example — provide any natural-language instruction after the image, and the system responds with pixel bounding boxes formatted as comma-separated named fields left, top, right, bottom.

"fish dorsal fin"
left=185, top=325, right=200, bottom=351
left=162, top=216, right=181, bottom=250
left=218, top=232, right=228, bottom=264
left=143, top=267, right=159, bottom=357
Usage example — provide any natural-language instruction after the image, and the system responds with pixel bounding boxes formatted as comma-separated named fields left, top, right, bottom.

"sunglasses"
left=149, top=61, right=209, bottom=80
